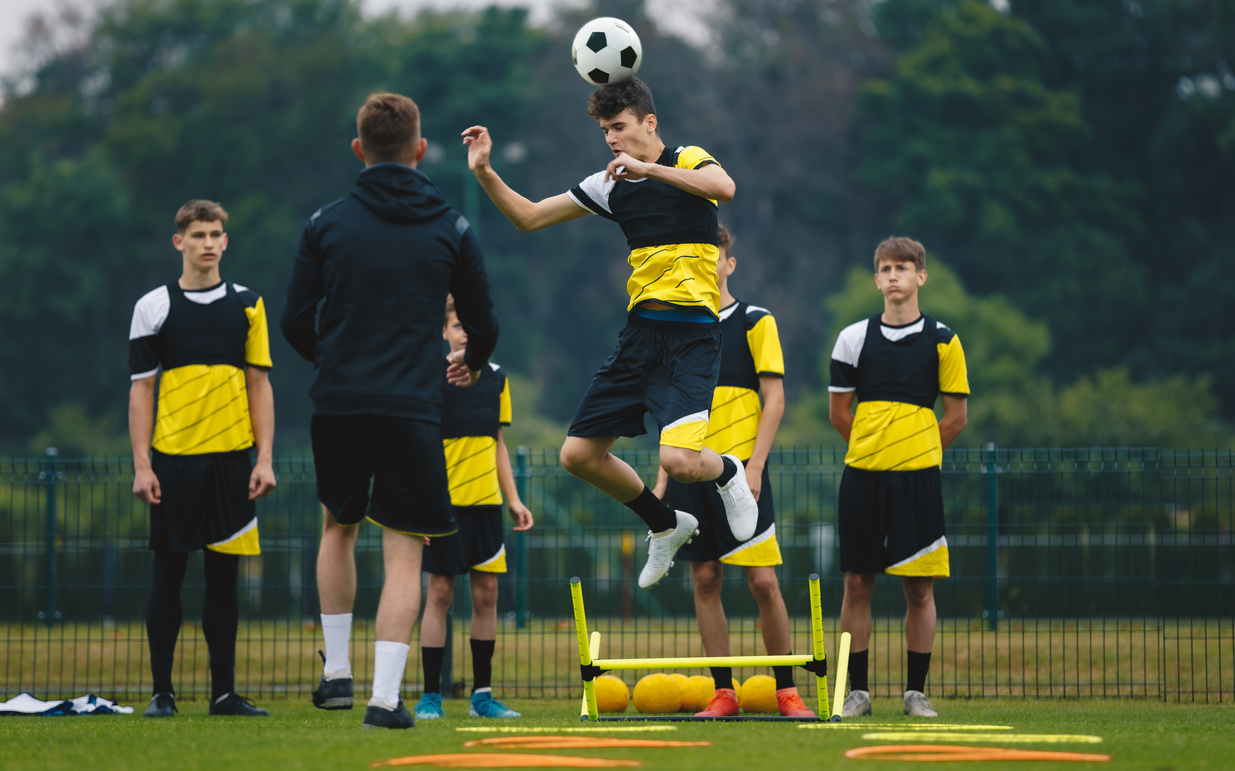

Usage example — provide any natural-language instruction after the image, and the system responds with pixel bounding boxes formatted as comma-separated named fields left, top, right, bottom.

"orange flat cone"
left=372, top=753, right=642, bottom=768
left=463, top=737, right=711, bottom=749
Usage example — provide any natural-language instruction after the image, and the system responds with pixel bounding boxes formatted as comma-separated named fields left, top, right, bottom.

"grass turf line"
left=1, top=698, right=1233, bottom=771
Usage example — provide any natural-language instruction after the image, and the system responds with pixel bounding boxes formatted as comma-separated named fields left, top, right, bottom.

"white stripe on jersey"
left=745, top=304, right=770, bottom=316
left=572, top=170, right=616, bottom=214
left=663, top=409, right=709, bottom=430
left=718, top=301, right=740, bottom=321
left=129, top=285, right=170, bottom=340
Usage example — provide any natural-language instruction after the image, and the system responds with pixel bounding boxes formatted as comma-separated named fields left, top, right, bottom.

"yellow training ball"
left=741, top=674, right=778, bottom=714
left=732, top=677, right=743, bottom=706
left=681, top=675, right=715, bottom=712
left=632, top=673, right=683, bottom=714
left=594, top=675, right=630, bottom=713
left=668, top=673, right=690, bottom=710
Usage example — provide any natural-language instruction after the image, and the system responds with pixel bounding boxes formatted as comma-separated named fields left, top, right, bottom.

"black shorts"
left=837, top=466, right=949, bottom=577
left=149, top=449, right=258, bottom=554
left=568, top=316, right=720, bottom=451
left=669, top=463, right=781, bottom=566
left=311, top=414, right=456, bottom=537
left=422, top=505, right=507, bottom=575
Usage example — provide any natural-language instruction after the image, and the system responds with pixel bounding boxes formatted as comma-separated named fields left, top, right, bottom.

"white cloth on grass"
left=0, top=693, right=134, bottom=715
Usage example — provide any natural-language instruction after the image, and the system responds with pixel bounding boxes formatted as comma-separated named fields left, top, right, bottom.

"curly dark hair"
left=586, top=77, right=657, bottom=125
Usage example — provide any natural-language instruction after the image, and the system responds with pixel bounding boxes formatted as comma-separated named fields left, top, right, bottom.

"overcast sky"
left=0, top=0, right=707, bottom=81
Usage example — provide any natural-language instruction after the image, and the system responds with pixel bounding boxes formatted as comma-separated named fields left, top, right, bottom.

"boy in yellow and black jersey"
left=416, top=298, right=533, bottom=721
left=828, top=237, right=969, bottom=719
left=654, top=225, right=811, bottom=718
left=128, top=200, right=276, bottom=719
left=463, top=78, right=759, bottom=591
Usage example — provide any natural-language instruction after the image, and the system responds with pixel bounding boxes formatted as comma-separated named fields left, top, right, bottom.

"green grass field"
left=2, top=697, right=1232, bottom=770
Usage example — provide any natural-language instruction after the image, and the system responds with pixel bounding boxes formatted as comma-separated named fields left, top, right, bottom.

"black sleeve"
left=280, top=218, right=325, bottom=363
left=449, top=213, right=499, bottom=371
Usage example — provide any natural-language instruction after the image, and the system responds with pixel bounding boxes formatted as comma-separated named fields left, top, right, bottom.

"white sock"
left=371, top=640, right=410, bottom=706
left=321, top=613, right=353, bottom=677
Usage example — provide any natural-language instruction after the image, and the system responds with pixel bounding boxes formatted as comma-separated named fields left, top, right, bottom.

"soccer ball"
left=680, top=675, right=715, bottom=712
left=741, top=674, right=778, bottom=713
left=571, top=17, right=642, bottom=87
left=594, top=675, right=630, bottom=713
left=632, top=672, right=682, bottom=713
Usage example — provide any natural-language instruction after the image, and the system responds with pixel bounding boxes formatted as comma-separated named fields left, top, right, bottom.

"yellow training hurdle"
left=570, top=574, right=851, bottom=722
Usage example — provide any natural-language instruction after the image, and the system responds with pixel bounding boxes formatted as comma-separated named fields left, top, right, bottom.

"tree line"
left=0, top=0, right=1231, bottom=454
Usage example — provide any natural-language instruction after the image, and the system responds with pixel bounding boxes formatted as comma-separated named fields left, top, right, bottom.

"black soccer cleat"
left=312, top=650, right=354, bottom=710
left=362, top=698, right=415, bottom=730
left=143, top=692, right=177, bottom=718
left=209, top=693, right=270, bottom=716
left=313, top=674, right=355, bottom=710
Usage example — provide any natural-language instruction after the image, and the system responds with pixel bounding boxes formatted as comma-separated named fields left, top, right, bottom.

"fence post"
left=515, top=447, right=529, bottom=629
left=984, top=442, right=999, bottom=631
left=40, top=446, right=60, bottom=628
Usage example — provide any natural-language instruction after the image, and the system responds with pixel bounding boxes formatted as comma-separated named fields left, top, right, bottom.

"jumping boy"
left=462, top=78, right=757, bottom=588
left=415, top=297, right=533, bottom=721
left=653, top=225, right=811, bottom=717
left=828, top=237, right=969, bottom=718
left=129, top=199, right=276, bottom=718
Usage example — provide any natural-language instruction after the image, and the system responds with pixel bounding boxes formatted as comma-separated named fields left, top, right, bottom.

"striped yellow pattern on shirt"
left=152, top=364, right=254, bottom=455
left=625, top=242, right=721, bottom=315
left=843, top=400, right=942, bottom=471
left=702, top=386, right=762, bottom=461
left=444, top=436, right=502, bottom=507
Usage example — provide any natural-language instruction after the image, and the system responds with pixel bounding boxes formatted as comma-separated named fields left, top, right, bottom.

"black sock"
left=907, top=650, right=932, bottom=693
left=773, top=665, right=795, bottom=691
left=422, top=646, right=445, bottom=694
left=623, top=486, right=676, bottom=532
left=202, top=550, right=240, bottom=699
left=146, top=551, right=188, bottom=696
left=849, top=649, right=869, bottom=692
left=710, top=666, right=733, bottom=690
left=471, top=638, right=496, bottom=692
left=715, top=456, right=738, bottom=486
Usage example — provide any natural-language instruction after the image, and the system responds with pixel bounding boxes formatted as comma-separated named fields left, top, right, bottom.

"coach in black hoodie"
left=281, top=92, right=498, bottom=730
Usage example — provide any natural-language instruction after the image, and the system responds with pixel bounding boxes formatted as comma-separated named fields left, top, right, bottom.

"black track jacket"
left=282, top=162, right=499, bottom=422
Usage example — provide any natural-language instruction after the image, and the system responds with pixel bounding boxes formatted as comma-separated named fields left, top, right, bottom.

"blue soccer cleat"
left=468, top=690, right=520, bottom=718
left=414, top=692, right=445, bottom=720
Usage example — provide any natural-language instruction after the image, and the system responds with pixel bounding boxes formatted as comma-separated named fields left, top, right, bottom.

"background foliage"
left=1, top=0, right=1231, bottom=453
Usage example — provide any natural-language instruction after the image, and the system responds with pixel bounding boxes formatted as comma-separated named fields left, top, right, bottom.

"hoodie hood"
left=351, top=162, right=451, bottom=224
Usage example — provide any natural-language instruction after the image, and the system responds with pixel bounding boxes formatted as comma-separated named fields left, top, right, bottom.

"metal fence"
left=1, top=446, right=1231, bottom=703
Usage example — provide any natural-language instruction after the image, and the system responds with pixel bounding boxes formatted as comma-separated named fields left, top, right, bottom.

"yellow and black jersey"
left=829, top=314, right=969, bottom=471
left=441, top=362, right=511, bottom=508
left=129, top=281, right=273, bottom=456
left=568, top=145, right=722, bottom=315
left=703, top=300, right=784, bottom=461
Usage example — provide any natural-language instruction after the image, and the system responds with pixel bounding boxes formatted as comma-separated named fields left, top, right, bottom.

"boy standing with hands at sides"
left=129, top=199, right=276, bottom=718
left=462, top=78, right=759, bottom=590
left=415, top=297, right=533, bottom=721
left=828, top=237, right=969, bottom=718
left=285, top=92, right=499, bottom=730
left=654, top=224, right=811, bottom=718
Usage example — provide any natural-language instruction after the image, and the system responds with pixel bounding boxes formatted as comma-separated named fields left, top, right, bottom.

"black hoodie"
left=282, top=162, right=499, bottom=421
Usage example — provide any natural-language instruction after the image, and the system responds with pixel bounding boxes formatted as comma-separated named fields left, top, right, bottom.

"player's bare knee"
left=660, top=448, right=704, bottom=482
left=843, top=572, right=875, bottom=602
left=747, top=569, right=781, bottom=604
left=691, top=562, right=723, bottom=597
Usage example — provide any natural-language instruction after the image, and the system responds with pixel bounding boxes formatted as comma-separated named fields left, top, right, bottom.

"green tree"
left=854, top=0, right=1147, bottom=380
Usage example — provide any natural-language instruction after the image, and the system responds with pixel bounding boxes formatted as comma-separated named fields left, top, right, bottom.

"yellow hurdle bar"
left=579, top=631, right=601, bottom=720
left=592, top=654, right=814, bottom=670
left=570, top=577, right=598, bottom=721
left=808, top=573, right=828, bottom=718
left=831, top=631, right=852, bottom=721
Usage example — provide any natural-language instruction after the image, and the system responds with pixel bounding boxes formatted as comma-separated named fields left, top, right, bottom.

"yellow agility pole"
left=579, top=631, right=601, bottom=720
left=830, top=631, right=852, bottom=722
left=570, top=577, right=598, bottom=722
left=808, top=573, right=828, bottom=719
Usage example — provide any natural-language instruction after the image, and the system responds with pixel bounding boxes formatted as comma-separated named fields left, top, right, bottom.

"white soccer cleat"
left=903, top=690, right=938, bottom=717
left=841, top=689, right=872, bottom=717
left=716, top=454, right=758, bottom=541
left=637, top=510, right=699, bottom=588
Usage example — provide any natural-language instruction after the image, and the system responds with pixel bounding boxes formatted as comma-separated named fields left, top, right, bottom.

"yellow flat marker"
left=844, top=745, right=1110, bottom=762
left=799, top=723, right=1012, bottom=731
left=463, top=737, right=711, bottom=749
left=862, top=732, right=1103, bottom=744
left=456, top=726, right=678, bottom=733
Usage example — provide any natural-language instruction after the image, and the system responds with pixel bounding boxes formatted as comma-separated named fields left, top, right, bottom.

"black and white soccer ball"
left=571, top=17, right=642, bottom=87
